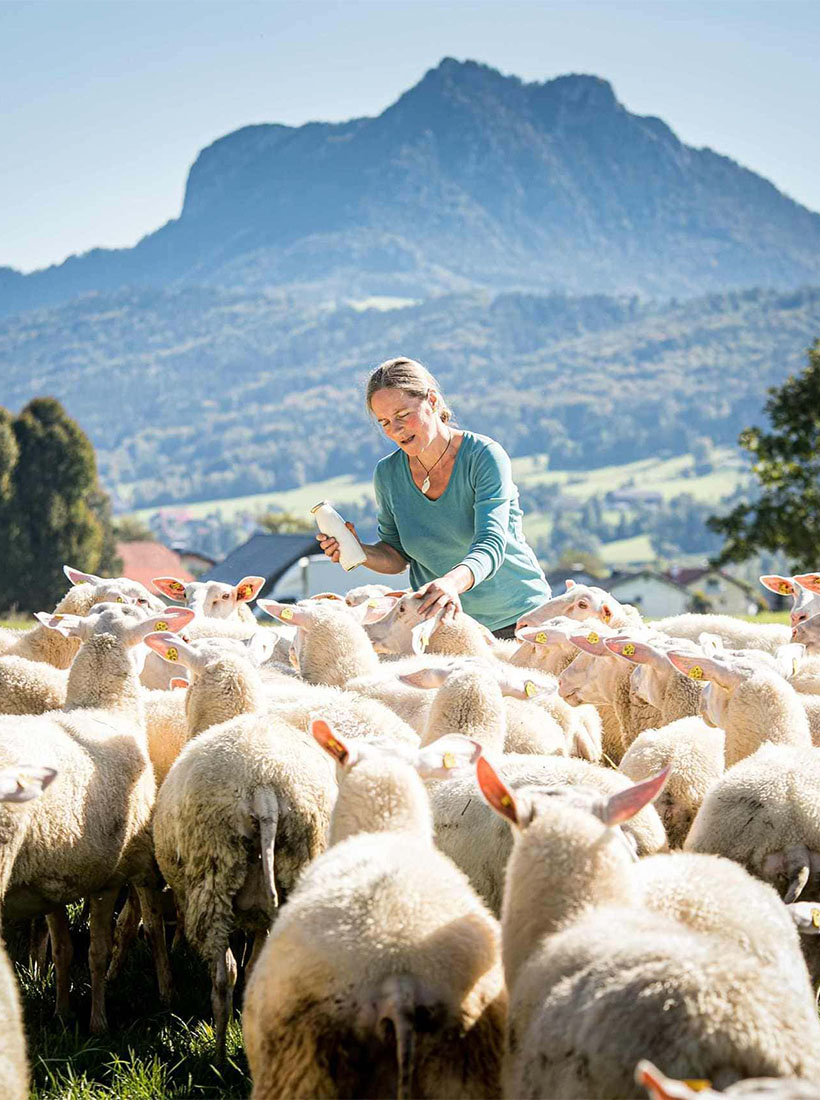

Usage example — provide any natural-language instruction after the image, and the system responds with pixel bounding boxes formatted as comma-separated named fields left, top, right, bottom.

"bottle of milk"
left=311, top=501, right=367, bottom=572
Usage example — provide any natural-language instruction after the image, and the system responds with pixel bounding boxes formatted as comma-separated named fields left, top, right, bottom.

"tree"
left=112, top=514, right=156, bottom=543
left=708, top=340, right=820, bottom=569
left=258, top=510, right=313, bottom=534
left=3, top=398, right=118, bottom=610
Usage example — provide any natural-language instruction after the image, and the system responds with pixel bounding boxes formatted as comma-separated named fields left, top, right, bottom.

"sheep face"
left=516, top=582, right=616, bottom=632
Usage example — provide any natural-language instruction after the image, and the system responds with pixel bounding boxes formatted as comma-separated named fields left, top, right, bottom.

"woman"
left=317, top=358, right=550, bottom=638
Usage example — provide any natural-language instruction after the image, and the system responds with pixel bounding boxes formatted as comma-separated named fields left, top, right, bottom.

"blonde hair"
left=365, top=357, right=454, bottom=424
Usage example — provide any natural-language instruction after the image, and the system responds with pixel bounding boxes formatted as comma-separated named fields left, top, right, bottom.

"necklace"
left=416, top=432, right=452, bottom=495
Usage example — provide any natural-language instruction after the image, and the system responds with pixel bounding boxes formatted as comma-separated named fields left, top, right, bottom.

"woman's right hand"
left=315, top=521, right=359, bottom=564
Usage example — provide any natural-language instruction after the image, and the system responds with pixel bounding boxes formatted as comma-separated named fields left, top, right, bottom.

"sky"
left=2, top=0, right=818, bottom=273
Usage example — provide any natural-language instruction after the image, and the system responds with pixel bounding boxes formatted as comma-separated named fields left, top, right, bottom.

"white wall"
left=271, top=554, right=409, bottom=600
left=608, top=576, right=689, bottom=618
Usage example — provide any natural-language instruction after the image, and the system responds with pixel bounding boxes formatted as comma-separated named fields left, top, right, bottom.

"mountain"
left=4, top=58, right=820, bottom=319
left=1, top=283, right=818, bottom=508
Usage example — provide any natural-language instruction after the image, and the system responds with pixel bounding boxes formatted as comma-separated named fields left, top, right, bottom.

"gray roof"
left=200, top=532, right=319, bottom=597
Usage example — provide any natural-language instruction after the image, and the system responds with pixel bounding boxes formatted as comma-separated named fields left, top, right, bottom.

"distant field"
left=134, top=448, right=747, bottom=529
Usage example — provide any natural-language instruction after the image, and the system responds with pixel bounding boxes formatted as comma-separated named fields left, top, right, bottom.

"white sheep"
left=653, top=612, right=791, bottom=654
left=430, top=753, right=667, bottom=916
left=242, top=721, right=506, bottom=1100
left=638, top=1058, right=820, bottom=1100
left=666, top=649, right=812, bottom=766
left=0, top=603, right=192, bottom=1031
left=515, top=579, right=640, bottom=631
left=760, top=573, right=820, bottom=628
left=685, top=742, right=820, bottom=905
left=0, top=766, right=57, bottom=1100
left=0, top=655, right=67, bottom=714
left=476, top=758, right=820, bottom=1097
left=152, top=574, right=265, bottom=623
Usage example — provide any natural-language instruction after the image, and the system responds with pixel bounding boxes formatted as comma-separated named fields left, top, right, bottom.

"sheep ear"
left=697, top=632, right=725, bottom=655
left=143, top=632, right=199, bottom=670
left=776, top=642, right=805, bottom=680
left=0, top=765, right=58, bottom=803
left=603, top=638, right=664, bottom=666
left=310, top=591, right=345, bottom=601
left=476, top=755, right=520, bottom=827
left=257, top=599, right=309, bottom=627
left=131, top=608, right=195, bottom=642
left=599, top=603, right=613, bottom=624
left=411, top=606, right=448, bottom=655
left=516, top=623, right=572, bottom=646
left=665, top=651, right=742, bottom=688
left=398, top=666, right=451, bottom=690
left=759, top=574, right=796, bottom=597
left=569, top=630, right=608, bottom=656
left=794, top=573, right=820, bottom=594
left=600, top=765, right=671, bottom=827
left=35, top=611, right=87, bottom=638
left=352, top=596, right=399, bottom=625
left=234, top=576, right=265, bottom=603
left=311, top=719, right=357, bottom=767
left=169, top=677, right=190, bottom=690
left=494, top=668, right=555, bottom=701
left=63, top=565, right=102, bottom=586
left=152, top=576, right=188, bottom=600
left=565, top=579, right=576, bottom=590
left=415, top=735, right=482, bottom=780
left=244, top=631, right=276, bottom=666
left=635, top=1060, right=703, bottom=1100
left=787, top=902, right=820, bottom=936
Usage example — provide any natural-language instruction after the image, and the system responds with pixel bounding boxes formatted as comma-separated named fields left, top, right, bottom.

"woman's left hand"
left=414, top=577, right=463, bottom=622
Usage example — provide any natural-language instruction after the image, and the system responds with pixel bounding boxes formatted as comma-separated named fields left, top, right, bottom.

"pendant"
left=421, top=476, right=431, bottom=494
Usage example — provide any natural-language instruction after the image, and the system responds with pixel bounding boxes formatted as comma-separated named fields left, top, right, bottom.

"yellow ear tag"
left=154, top=621, right=168, bottom=631
left=779, top=582, right=793, bottom=594
left=442, top=752, right=457, bottom=769
left=280, top=606, right=294, bottom=620
left=236, top=585, right=252, bottom=600
left=689, top=666, right=704, bottom=680
left=525, top=681, right=537, bottom=698
left=52, top=614, right=64, bottom=622
left=500, top=794, right=512, bottom=807
left=420, top=635, right=430, bottom=651
left=170, top=581, right=185, bottom=595
left=683, top=1082, right=712, bottom=1093
left=367, top=599, right=380, bottom=607
left=535, top=631, right=548, bottom=644
left=602, top=608, right=612, bottom=623
left=116, top=596, right=125, bottom=603
left=793, top=658, right=800, bottom=677
left=327, top=736, right=344, bottom=755
left=812, top=909, right=820, bottom=929
left=623, top=643, right=636, bottom=657
left=587, top=632, right=600, bottom=644
left=166, top=647, right=179, bottom=662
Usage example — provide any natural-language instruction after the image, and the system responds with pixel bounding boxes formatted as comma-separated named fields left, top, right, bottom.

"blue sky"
left=3, top=0, right=818, bottom=273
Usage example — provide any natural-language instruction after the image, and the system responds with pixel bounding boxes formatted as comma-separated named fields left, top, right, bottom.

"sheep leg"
left=171, top=894, right=185, bottom=951
left=245, top=929, right=268, bottom=977
left=29, top=915, right=50, bottom=972
left=135, top=883, right=173, bottom=1006
left=46, top=907, right=73, bottom=1020
left=211, top=944, right=237, bottom=1064
left=88, top=888, right=118, bottom=1034
left=107, top=884, right=141, bottom=982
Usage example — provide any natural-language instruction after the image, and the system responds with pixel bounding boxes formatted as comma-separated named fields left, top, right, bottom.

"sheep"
left=666, top=649, right=812, bottom=766
left=0, top=603, right=192, bottom=1031
left=344, top=582, right=397, bottom=606
left=685, top=742, right=820, bottom=905
left=0, top=566, right=164, bottom=667
left=429, top=753, right=667, bottom=916
left=360, top=590, right=509, bottom=660
left=0, top=655, right=67, bottom=714
left=603, top=635, right=705, bottom=723
left=152, top=574, right=265, bottom=624
left=515, top=579, right=641, bottom=632
left=653, top=612, right=791, bottom=655
left=152, top=693, right=338, bottom=1061
left=619, top=718, right=725, bottom=847
left=242, top=721, right=506, bottom=1100
left=760, top=573, right=820, bottom=628
left=476, top=758, right=820, bottom=1098
left=637, top=1059, right=820, bottom=1100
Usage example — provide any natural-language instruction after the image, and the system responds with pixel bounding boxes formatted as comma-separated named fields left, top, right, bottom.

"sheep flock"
left=2, top=565, right=820, bottom=1098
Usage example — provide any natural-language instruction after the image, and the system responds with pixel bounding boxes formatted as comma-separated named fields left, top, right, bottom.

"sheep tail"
left=377, top=974, right=416, bottom=1100
left=784, top=843, right=812, bottom=903
left=252, top=788, right=279, bottom=907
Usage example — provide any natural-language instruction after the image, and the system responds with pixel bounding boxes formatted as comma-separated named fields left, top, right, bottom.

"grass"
left=10, top=908, right=251, bottom=1100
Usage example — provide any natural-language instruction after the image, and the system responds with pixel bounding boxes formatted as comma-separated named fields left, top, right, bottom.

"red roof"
left=116, top=542, right=194, bottom=593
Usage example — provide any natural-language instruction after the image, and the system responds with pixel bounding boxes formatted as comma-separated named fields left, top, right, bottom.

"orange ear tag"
left=166, top=647, right=179, bottom=662
left=683, top=1082, right=712, bottom=1093
left=280, top=607, right=294, bottom=620
left=623, top=643, right=636, bottom=657
left=525, top=681, right=537, bottom=698
left=155, top=621, right=168, bottom=631
left=535, top=632, right=548, bottom=644
left=688, top=666, right=704, bottom=680
left=442, top=752, right=457, bottom=769
left=587, top=632, right=600, bottom=644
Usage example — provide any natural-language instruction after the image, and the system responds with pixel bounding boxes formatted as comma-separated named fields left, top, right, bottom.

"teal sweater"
left=373, top=431, right=551, bottom=630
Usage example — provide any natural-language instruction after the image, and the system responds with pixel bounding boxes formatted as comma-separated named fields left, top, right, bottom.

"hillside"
left=0, top=283, right=817, bottom=508
left=4, top=58, right=820, bottom=318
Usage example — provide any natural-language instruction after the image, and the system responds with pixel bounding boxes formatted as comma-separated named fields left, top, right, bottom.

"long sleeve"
left=459, top=441, right=513, bottom=587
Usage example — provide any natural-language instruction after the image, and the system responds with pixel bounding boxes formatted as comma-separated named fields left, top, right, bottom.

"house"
left=665, top=567, right=760, bottom=616
left=116, top=542, right=194, bottom=592
left=605, top=570, right=690, bottom=618
left=199, top=534, right=407, bottom=601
